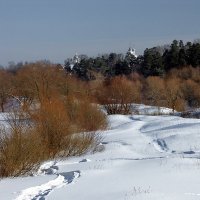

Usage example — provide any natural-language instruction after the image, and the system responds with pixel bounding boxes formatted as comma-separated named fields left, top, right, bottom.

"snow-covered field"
left=1, top=110, right=200, bottom=199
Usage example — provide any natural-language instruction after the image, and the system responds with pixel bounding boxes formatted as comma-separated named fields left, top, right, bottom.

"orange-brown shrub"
left=31, top=98, right=71, bottom=157
left=0, top=111, right=44, bottom=178
left=0, top=62, right=116, bottom=178
left=32, top=97, right=107, bottom=157
left=0, top=96, right=107, bottom=177
left=64, top=96, right=107, bottom=132
left=181, top=79, right=200, bottom=107
left=168, top=66, right=200, bottom=83
left=96, top=76, right=137, bottom=114
left=14, top=62, right=66, bottom=106
left=76, top=100, right=107, bottom=132
left=164, top=78, right=186, bottom=112
left=144, top=76, right=165, bottom=107
left=0, top=70, right=13, bottom=112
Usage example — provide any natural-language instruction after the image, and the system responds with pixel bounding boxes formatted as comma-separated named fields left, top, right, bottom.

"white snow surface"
left=131, top=103, right=175, bottom=115
left=1, top=111, right=200, bottom=199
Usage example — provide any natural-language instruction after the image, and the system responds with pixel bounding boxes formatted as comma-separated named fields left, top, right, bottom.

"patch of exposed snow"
left=1, top=108, right=200, bottom=200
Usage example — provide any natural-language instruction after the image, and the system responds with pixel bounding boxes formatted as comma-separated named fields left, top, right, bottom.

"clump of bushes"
left=0, top=111, right=44, bottom=177
left=0, top=97, right=107, bottom=178
left=0, top=63, right=107, bottom=178
left=96, top=76, right=141, bottom=114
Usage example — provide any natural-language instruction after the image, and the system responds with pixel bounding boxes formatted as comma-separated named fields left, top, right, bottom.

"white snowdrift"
left=1, top=112, right=200, bottom=200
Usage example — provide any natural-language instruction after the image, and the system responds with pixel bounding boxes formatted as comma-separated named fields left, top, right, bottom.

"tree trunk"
left=1, top=102, right=4, bottom=112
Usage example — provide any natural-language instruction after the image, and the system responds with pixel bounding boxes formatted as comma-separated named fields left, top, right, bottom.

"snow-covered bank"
left=1, top=114, right=200, bottom=199
left=131, top=104, right=175, bottom=115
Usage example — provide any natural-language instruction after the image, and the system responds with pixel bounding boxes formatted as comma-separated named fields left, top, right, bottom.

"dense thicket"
left=0, top=63, right=107, bottom=177
left=4, top=39, right=200, bottom=80
left=93, top=67, right=200, bottom=114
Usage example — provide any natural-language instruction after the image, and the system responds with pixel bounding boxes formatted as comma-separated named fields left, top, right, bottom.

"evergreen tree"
left=163, top=40, right=180, bottom=71
left=178, top=48, right=187, bottom=66
left=188, top=43, right=200, bottom=67
left=64, top=59, right=73, bottom=73
left=115, top=61, right=131, bottom=76
left=141, top=48, right=164, bottom=77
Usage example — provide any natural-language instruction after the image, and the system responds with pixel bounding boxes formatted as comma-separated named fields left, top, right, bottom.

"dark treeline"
left=3, top=39, right=200, bottom=80
left=63, top=39, right=200, bottom=80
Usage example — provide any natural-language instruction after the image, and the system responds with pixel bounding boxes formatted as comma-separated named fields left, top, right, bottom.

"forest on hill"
left=63, top=39, right=200, bottom=80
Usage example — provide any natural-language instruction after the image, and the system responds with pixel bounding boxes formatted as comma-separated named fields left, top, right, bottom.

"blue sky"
left=0, top=0, right=200, bottom=66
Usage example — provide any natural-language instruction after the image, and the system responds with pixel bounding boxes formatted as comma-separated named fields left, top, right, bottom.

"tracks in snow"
left=152, top=139, right=169, bottom=153
left=15, top=162, right=81, bottom=200
left=15, top=115, right=200, bottom=200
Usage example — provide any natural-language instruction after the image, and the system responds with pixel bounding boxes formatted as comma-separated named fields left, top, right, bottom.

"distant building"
left=73, top=53, right=80, bottom=64
left=67, top=53, right=80, bottom=70
left=127, top=47, right=138, bottom=58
